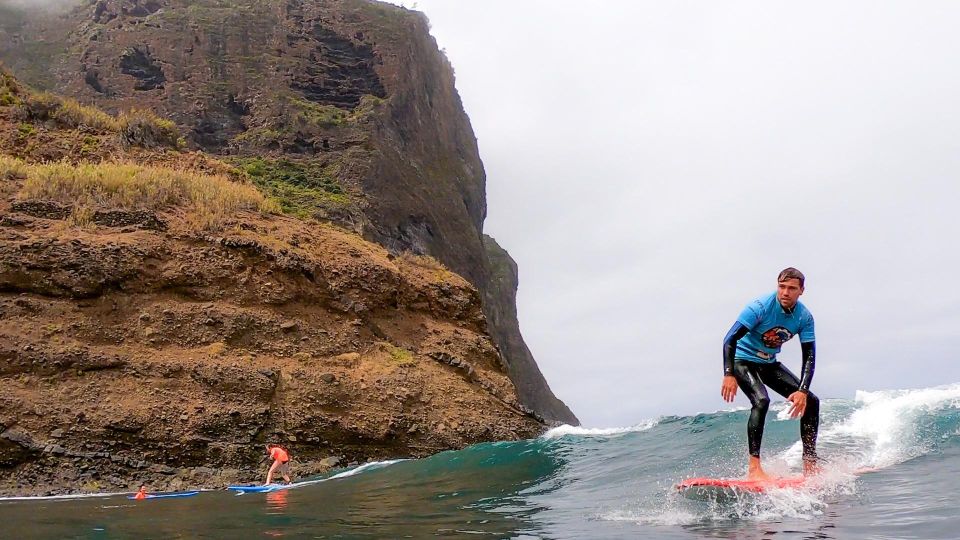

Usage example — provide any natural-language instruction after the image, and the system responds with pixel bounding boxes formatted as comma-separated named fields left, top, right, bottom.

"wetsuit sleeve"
left=799, top=312, right=815, bottom=343
left=799, top=341, right=815, bottom=391
left=723, top=322, right=749, bottom=376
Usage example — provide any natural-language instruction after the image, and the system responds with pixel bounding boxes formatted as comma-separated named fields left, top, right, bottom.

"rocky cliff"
left=0, top=68, right=543, bottom=495
left=1, top=0, right=577, bottom=425
left=482, top=236, right=574, bottom=422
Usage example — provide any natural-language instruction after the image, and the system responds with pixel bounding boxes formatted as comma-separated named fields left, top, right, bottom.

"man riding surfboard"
left=721, top=267, right=820, bottom=480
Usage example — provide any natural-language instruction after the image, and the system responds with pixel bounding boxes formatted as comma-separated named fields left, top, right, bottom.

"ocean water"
left=3, top=383, right=959, bottom=539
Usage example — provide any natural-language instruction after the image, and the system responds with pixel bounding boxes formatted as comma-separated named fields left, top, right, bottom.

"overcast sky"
left=380, top=0, right=960, bottom=428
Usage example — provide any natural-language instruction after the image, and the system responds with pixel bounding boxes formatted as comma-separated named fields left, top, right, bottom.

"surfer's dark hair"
left=778, top=267, right=805, bottom=287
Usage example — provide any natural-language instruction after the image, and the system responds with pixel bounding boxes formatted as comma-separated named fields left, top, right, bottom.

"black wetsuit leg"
left=756, top=361, right=820, bottom=461
left=732, top=361, right=770, bottom=457
left=732, top=361, right=820, bottom=460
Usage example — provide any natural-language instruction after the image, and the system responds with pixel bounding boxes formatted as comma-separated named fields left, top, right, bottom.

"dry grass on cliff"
left=23, top=94, right=180, bottom=148
left=3, top=156, right=281, bottom=229
left=23, top=92, right=118, bottom=133
left=0, top=154, right=26, bottom=180
left=2, top=66, right=180, bottom=149
left=397, top=251, right=456, bottom=283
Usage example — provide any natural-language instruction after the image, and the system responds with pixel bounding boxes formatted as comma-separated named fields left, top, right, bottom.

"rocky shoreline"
left=0, top=430, right=344, bottom=497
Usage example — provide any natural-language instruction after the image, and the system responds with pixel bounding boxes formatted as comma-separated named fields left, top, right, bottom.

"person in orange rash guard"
left=264, top=444, right=292, bottom=485
left=134, top=485, right=147, bottom=500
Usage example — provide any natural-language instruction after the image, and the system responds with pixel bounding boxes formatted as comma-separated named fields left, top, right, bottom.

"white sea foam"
left=598, top=507, right=699, bottom=526
left=276, top=459, right=406, bottom=491
left=230, top=459, right=407, bottom=495
left=327, top=459, right=405, bottom=480
left=773, top=400, right=796, bottom=421
left=602, top=479, right=834, bottom=526
left=780, top=382, right=960, bottom=469
left=701, top=404, right=751, bottom=415
left=541, top=421, right=658, bottom=439
left=0, top=491, right=129, bottom=501
left=740, top=485, right=826, bottom=521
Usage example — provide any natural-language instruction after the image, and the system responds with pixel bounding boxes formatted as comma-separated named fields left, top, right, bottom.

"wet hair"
left=778, top=267, right=805, bottom=287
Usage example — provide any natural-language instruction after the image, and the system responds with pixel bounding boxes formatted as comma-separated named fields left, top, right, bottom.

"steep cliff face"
left=482, top=236, right=577, bottom=423
left=0, top=0, right=577, bottom=424
left=0, top=70, right=541, bottom=495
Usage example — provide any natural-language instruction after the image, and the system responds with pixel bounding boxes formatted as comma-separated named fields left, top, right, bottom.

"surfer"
left=720, top=267, right=820, bottom=480
left=134, top=485, right=147, bottom=500
left=264, top=444, right=292, bottom=485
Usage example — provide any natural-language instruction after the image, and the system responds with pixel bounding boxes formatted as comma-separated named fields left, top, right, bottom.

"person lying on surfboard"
left=720, top=267, right=820, bottom=480
left=264, top=444, right=292, bottom=485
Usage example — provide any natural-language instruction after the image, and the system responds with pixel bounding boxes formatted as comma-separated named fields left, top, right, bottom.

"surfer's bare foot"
left=803, top=458, right=821, bottom=477
left=747, top=456, right=771, bottom=480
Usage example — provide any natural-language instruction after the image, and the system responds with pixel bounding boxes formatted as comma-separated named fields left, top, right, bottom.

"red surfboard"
left=676, top=476, right=807, bottom=499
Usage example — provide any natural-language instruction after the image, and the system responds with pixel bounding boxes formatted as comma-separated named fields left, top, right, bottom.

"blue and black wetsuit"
left=723, top=292, right=819, bottom=461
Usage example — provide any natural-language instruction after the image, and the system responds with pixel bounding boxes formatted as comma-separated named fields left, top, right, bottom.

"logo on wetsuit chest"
left=761, top=326, right=793, bottom=348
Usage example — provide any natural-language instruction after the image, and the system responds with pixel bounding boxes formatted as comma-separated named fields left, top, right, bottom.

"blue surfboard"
left=128, top=490, right=200, bottom=500
left=228, top=484, right=287, bottom=493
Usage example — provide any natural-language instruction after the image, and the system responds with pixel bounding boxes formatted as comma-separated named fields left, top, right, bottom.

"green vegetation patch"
left=16, top=123, right=35, bottom=138
left=230, top=127, right=284, bottom=147
left=232, top=94, right=384, bottom=151
left=291, top=94, right=385, bottom=127
left=0, top=67, right=24, bottom=106
left=290, top=97, right=348, bottom=129
left=79, top=135, right=100, bottom=156
left=234, top=157, right=349, bottom=219
left=384, top=343, right=415, bottom=366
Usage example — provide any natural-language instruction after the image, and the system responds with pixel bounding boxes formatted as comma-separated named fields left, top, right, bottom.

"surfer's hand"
left=721, top=375, right=738, bottom=402
left=787, top=391, right=807, bottom=418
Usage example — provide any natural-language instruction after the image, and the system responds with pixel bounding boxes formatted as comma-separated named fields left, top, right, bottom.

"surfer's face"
left=777, top=278, right=803, bottom=309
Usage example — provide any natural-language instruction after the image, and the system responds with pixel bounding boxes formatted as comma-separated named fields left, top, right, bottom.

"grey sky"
left=384, top=0, right=960, bottom=427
